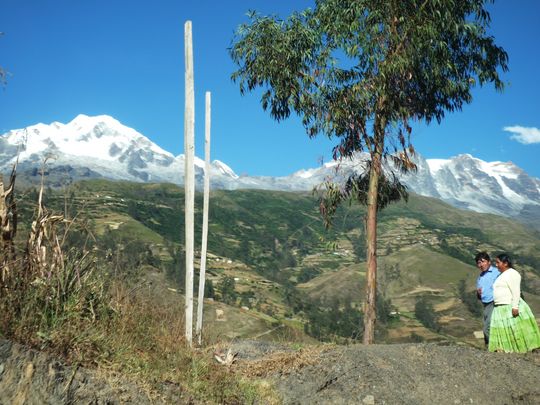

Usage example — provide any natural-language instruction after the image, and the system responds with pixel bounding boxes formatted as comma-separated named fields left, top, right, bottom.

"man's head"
left=475, top=251, right=491, bottom=272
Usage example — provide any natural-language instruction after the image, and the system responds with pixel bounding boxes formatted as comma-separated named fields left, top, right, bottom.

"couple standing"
left=475, top=251, right=540, bottom=353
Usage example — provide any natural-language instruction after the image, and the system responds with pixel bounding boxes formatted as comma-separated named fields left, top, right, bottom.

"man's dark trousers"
left=483, top=301, right=494, bottom=345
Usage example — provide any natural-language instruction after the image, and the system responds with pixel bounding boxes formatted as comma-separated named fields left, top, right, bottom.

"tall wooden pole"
left=196, top=91, right=211, bottom=345
left=184, top=20, right=195, bottom=347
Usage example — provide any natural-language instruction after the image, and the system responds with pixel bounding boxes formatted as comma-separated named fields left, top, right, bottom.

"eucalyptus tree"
left=230, top=0, right=507, bottom=343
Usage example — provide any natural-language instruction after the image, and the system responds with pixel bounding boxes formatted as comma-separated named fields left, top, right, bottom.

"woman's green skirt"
left=488, top=298, right=540, bottom=353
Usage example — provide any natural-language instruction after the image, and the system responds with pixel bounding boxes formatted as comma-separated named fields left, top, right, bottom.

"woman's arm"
left=507, top=269, right=521, bottom=316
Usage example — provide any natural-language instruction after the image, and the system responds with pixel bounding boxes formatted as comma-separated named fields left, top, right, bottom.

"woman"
left=489, top=253, right=540, bottom=353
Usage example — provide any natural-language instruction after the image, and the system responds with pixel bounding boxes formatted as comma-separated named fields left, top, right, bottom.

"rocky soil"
left=233, top=341, right=540, bottom=405
left=1, top=338, right=539, bottom=404
left=0, top=339, right=189, bottom=404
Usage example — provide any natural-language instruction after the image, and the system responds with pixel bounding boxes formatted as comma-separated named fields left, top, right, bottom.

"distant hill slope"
left=17, top=179, right=540, bottom=346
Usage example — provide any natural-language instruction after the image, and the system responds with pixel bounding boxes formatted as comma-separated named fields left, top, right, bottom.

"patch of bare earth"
left=230, top=340, right=540, bottom=405
left=0, top=339, right=194, bottom=404
left=2, top=338, right=539, bottom=404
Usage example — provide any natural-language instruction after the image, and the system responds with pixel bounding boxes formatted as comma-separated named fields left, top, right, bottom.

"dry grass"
left=234, top=345, right=329, bottom=378
left=0, top=168, right=271, bottom=403
left=1, top=165, right=110, bottom=363
left=97, top=282, right=275, bottom=403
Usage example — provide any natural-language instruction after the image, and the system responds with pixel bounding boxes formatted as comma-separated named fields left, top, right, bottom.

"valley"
left=19, top=179, right=540, bottom=348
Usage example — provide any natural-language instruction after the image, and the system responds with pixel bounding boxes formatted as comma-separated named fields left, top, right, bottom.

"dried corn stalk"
left=25, top=167, right=64, bottom=282
left=0, top=161, right=18, bottom=285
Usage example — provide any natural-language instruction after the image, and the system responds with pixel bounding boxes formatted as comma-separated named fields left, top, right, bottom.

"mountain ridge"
left=2, top=115, right=539, bottom=225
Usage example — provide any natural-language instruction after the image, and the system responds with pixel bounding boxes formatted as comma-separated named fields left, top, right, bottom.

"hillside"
left=3, top=178, right=540, bottom=403
left=15, top=179, right=540, bottom=346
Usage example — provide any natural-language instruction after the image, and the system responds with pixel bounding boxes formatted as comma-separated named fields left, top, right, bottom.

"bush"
left=376, top=293, right=394, bottom=324
left=296, top=267, right=321, bottom=283
left=304, top=299, right=363, bottom=341
left=414, top=297, right=440, bottom=332
left=219, top=276, right=237, bottom=305
left=204, top=279, right=215, bottom=299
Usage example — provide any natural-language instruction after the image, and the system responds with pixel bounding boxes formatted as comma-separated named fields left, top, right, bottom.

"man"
left=475, top=251, right=500, bottom=346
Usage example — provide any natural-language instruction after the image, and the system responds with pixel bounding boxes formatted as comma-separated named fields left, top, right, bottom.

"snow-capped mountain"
left=0, top=114, right=242, bottom=188
left=1, top=115, right=539, bottom=224
left=283, top=152, right=540, bottom=219
left=404, top=154, right=540, bottom=218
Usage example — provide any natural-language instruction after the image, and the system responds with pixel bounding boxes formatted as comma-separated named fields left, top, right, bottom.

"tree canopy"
left=231, top=0, right=507, bottom=163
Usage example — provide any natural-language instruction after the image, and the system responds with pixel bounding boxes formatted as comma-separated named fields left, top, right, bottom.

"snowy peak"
left=3, top=114, right=174, bottom=165
left=0, top=115, right=245, bottom=186
left=423, top=154, right=539, bottom=214
left=427, top=154, right=522, bottom=180
left=283, top=152, right=540, bottom=219
left=212, top=160, right=239, bottom=179
left=0, top=115, right=178, bottom=183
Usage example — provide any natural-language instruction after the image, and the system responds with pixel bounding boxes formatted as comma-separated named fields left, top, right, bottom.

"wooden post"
left=184, top=20, right=195, bottom=347
left=196, top=91, right=211, bottom=345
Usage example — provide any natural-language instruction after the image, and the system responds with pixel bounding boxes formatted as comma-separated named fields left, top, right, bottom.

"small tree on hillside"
left=415, top=296, right=440, bottom=332
left=220, top=276, right=237, bottom=305
left=230, top=0, right=507, bottom=343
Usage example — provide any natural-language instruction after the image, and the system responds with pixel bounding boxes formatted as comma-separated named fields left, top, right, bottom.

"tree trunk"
left=184, top=20, right=195, bottom=347
left=362, top=122, right=384, bottom=345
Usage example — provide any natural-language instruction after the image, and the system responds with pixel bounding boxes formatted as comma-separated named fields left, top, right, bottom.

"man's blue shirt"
left=476, top=265, right=499, bottom=303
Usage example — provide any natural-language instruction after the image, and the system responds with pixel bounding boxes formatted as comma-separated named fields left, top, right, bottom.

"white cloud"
left=503, top=125, right=540, bottom=145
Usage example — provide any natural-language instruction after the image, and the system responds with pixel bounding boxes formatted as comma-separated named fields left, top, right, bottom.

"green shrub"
left=414, top=297, right=440, bottom=332
left=304, top=299, right=363, bottom=341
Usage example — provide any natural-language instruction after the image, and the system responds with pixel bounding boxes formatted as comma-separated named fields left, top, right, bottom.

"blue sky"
left=1, top=0, right=539, bottom=178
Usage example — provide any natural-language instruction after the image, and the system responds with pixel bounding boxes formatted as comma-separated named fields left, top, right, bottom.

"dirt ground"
left=1, top=338, right=539, bottom=404
left=0, top=339, right=190, bottom=404
left=231, top=340, right=540, bottom=405
left=263, top=344, right=537, bottom=404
